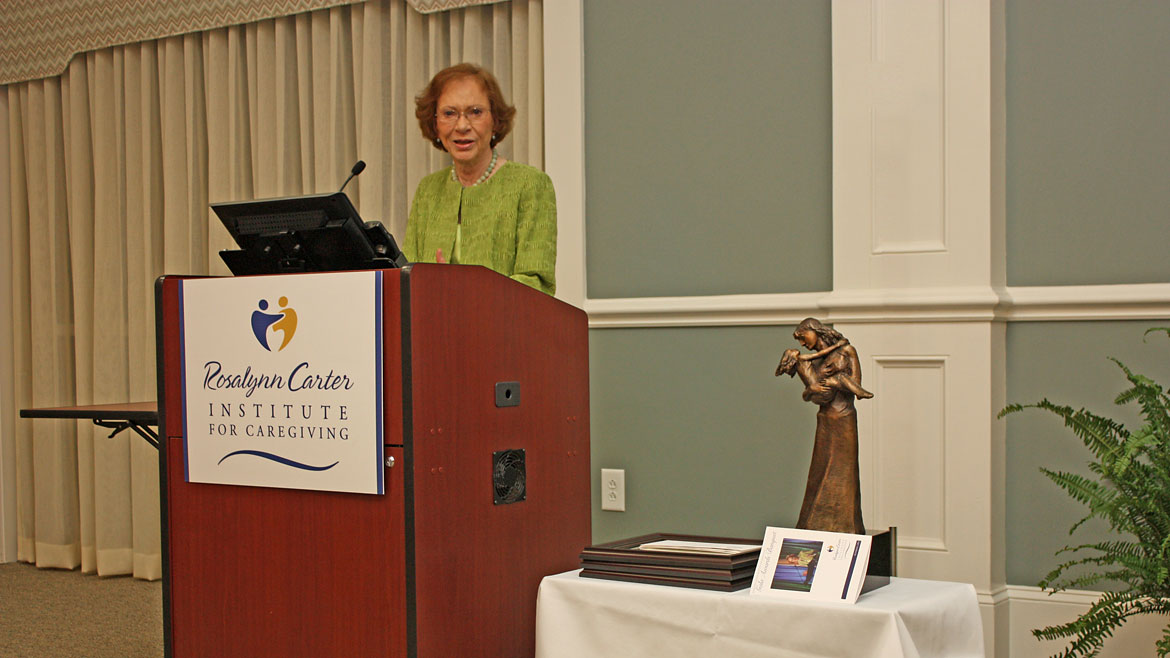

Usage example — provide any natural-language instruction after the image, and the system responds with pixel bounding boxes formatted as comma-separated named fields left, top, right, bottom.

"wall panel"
left=870, top=357, right=947, bottom=551
left=582, top=0, right=832, bottom=299
left=1006, top=1, right=1170, bottom=286
left=1005, top=321, right=1170, bottom=586
left=588, top=326, right=818, bottom=543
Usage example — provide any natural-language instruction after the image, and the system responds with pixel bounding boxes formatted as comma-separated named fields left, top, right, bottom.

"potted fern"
left=999, top=328, right=1170, bottom=657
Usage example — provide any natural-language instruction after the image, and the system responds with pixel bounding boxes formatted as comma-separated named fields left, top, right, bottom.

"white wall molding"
left=833, top=0, right=1000, bottom=292
left=841, top=322, right=1003, bottom=593
left=585, top=292, right=825, bottom=328
left=1001, top=283, right=1170, bottom=321
left=825, top=286, right=1003, bottom=322
left=966, top=585, right=1170, bottom=657
left=586, top=283, right=1170, bottom=329
left=1005, top=584, right=1098, bottom=606
left=1001, top=585, right=1166, bottom=657
left=543, top=0, right=586, bottom=309
left=868, top=355, right=949, bottom=553
left=978, top=584, right=1012, bottom=607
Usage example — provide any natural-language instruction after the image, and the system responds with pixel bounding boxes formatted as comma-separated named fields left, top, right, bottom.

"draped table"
left=536, top=570, right=984, bottom=658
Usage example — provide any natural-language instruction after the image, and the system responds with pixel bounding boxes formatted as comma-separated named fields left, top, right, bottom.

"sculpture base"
left=861, top=527, right=897, bottom=594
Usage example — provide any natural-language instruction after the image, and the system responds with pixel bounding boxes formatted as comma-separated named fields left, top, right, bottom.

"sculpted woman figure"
left=775, top=318, right=872, bottom=534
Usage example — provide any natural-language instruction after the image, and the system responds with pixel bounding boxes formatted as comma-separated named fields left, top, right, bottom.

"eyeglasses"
left=436, top=106, right=491, bottom=125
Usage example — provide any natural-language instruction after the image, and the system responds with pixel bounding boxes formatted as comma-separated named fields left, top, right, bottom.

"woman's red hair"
left=415, top=63, right=516, bottom=151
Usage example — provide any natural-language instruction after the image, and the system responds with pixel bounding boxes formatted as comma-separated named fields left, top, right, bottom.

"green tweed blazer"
left=404, top=161, right=557, bottom=295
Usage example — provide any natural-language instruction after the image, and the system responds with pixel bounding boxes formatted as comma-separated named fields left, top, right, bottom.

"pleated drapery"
left=1, top=0, right=543, bottom=580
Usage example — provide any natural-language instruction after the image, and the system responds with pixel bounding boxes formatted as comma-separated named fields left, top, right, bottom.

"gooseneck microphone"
left=338, top=160, right=366, bottom=193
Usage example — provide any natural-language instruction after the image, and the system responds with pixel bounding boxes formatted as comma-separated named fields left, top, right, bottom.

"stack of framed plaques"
left=579, top=533, right=762, bottom=591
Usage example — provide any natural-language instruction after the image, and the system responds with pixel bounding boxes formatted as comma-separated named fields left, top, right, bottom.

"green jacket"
left=404, top=161, right=557, bottom=295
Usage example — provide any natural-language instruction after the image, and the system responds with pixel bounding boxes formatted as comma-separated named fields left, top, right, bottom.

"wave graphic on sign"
left=217, top=450, right=339, bottom=471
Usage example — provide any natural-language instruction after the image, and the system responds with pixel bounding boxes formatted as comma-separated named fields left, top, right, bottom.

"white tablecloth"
left=536, top=571, right=984, bottom=658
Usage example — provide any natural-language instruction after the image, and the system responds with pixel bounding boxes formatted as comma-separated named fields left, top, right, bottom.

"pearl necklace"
left=452, top=149, right=498, bottom=187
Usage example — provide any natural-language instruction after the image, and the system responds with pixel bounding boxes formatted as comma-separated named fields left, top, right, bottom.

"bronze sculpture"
left=775, top=318, right=872, bottom=535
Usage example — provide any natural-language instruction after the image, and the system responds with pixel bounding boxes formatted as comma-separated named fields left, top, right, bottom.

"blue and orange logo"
left=251, top=296, right=298, bottom=351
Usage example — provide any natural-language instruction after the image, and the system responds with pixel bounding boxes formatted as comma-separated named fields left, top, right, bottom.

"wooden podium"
left=154, top=264, right=591, bottom=657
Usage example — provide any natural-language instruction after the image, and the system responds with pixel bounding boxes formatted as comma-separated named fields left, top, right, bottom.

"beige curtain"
left=1, top=0, right=543, bottom=580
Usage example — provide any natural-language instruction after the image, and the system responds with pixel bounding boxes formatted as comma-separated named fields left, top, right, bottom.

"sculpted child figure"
left=775, top=318, right=872, bottom=534
left=776, top=342, right=872, bottom=401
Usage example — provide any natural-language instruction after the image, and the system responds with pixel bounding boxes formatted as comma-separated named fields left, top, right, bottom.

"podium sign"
left=179, top=271, right=384, bottom=494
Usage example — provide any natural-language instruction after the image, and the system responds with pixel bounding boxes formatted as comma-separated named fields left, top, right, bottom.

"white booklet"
left=635, top=539, right=760, bottom=556
left=749, top=526, right=872, bottom=604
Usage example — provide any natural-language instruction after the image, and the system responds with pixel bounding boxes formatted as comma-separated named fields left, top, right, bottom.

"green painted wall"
left=583, top=0, right=832, bottom=298
left=580, top=1, right=1170, bottom=591
left=1005, top=321, right=1170, bottom=586
left=1004, top=1, right=1170, bottom=587
left=1006, top=1, right=1170, bottom=286
left=589, top=326, right=835, bottom=543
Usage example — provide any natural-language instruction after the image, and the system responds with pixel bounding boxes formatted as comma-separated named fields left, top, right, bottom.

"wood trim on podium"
left=399, top=268, right=419, bottom=657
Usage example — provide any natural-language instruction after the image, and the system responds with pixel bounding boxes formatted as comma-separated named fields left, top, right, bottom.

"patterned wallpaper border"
left=0, top=0, right=505, bottom=86
left=410, top=0, right=504, bottom=13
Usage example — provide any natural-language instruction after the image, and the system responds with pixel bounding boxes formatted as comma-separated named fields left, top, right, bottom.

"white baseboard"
left=986, top=586, right=1166, bottom=658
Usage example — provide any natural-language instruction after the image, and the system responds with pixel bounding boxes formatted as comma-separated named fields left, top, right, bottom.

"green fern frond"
left=1033, top=591, right=1160, bottom=657
left=1113, top=355, right=1170, bottom=450
left=1075, top=539, right=1145, bottom=561
left=1005, top=400, right=1129, bottom=461
left=1044, top=569, right=1135, bottom=592
left=998, top=402, right=1026, bottom=418
left=1039, top=469, right=1116, bottom=514
left=1051, top=406, right=1129, bottom=460
left=1005, top=328, right=1170, bottom=658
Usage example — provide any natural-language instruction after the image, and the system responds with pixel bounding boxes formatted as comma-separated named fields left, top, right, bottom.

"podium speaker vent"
left=492, top=449, right=526, bottom=505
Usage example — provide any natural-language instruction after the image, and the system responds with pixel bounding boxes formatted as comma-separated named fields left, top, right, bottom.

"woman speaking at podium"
left=405, top=63, right=557, bottom=296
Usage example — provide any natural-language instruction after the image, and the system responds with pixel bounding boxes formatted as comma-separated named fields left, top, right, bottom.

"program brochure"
left=749, top=526, right=872, bottom=604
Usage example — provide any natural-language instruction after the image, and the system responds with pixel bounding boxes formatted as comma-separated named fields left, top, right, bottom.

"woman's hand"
left=803, top=383, right=833, bottom=405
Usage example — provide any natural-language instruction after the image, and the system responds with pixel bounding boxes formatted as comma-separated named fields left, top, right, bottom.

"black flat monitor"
left=212, top=192, right=408, bottom=276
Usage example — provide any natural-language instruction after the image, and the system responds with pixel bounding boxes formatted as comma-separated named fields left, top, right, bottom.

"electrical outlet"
left=601, top=468, right=625, bottom=512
